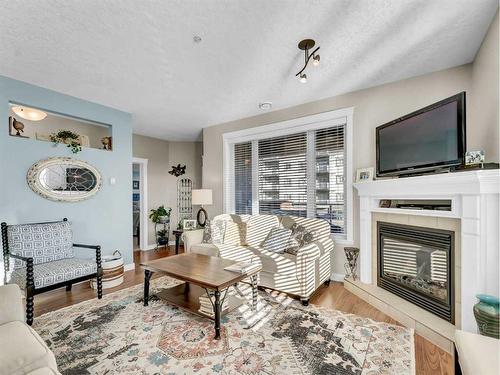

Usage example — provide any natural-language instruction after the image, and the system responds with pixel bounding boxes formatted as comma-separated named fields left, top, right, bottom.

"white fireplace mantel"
left=354, top=170, right=500, bottom=332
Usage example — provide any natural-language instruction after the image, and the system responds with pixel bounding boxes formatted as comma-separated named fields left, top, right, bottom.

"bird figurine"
left=11, top=117, right=25, bottom=136
left=168, top=164, right=186, bottom=177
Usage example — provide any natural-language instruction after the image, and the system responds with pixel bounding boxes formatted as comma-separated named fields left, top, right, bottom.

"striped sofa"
left=184, top=214, right=334, bottom=304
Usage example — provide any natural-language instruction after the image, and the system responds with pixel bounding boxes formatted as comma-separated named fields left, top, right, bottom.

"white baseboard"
left=124, top=263, right=135, bottom=272
left=140, top=244, right=158, bottom=251
left=331, top=272, right=346, bottom=282
left=140, top=241, right=175, bottom=251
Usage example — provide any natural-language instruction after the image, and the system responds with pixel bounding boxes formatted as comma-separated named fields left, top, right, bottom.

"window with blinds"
left=234, top=142, right=252, bottom=214
left=231, top=122, right=347, bottom=236
left=258, top=133, right=307, bottom=217
left=315, top=126, right=346, bottom=234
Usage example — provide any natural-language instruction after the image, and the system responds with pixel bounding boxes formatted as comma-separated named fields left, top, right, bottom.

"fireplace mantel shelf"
left=354, top=169, right=499, bottom=197
left=353, top=169, right=499, bottom=334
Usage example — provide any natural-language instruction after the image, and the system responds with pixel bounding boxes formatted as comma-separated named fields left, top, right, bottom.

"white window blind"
left=231, top=122, right=347, bottom=237
left=315, top=126, right=346, bottom=235
left=234, top=142, right=253, bottom=214
left=258, top=133, right=308, bottom=217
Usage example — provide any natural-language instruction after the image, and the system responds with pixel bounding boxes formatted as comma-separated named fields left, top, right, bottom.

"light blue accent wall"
left=0, top=76, right=134, bottom=265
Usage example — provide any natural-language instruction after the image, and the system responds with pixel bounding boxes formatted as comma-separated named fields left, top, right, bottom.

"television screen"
left=376, top=93, right=465, bottom=176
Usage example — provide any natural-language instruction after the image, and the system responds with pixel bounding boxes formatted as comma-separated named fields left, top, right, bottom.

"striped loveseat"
left=184, top=214, right=334, bottom=305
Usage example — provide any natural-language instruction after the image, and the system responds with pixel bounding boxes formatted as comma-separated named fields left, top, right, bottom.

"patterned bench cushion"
left=7, top=221, right=73, bottom=269
left=9, top=258, right=97, bottom=290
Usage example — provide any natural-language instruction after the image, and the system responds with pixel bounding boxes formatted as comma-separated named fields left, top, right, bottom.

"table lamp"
left=192, top=189, right=213, bottom=227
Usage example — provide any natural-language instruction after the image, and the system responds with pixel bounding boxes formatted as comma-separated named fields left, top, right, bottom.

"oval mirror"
left=27, top=157, right=102, bottom=202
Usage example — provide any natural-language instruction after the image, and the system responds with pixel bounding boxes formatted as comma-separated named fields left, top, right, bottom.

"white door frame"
left=133, top=157, right=148, bottom=251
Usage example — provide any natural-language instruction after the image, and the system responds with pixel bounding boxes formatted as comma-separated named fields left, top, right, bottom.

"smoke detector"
left=259, top=102, right=272, bottom=110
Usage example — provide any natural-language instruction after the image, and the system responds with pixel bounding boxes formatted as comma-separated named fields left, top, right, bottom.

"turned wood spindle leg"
left=96, top=246, right=103, bottom=299
left=26, top=258, right=35, bottom=326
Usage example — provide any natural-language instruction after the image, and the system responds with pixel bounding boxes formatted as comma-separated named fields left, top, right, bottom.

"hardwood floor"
left=33, top=246, right=453, bottom=375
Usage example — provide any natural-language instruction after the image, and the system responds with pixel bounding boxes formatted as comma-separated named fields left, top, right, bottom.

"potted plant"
left=149, top=205, right=171, bottom=224
left=156, top=229, right=168, bottom=246
left=49, top=130, right=82, bottom=154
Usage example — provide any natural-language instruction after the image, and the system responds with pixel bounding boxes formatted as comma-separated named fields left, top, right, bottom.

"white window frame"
left=223, top=107, right=354, bottom=245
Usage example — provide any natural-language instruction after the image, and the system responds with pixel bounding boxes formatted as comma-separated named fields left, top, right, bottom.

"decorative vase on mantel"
left=473, top=294, right=499, bottom=339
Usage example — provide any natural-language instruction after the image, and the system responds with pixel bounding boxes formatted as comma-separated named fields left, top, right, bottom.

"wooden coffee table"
left=141, top=253, right=261, bottom=339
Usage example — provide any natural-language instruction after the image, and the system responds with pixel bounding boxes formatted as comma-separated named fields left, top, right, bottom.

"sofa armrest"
left=73, top=243, right=103, bottom=276
left=296, top=242, right=321, bottom=262
left=183, top=229, right=204, bottom=252
left=0, top=284, right=24, bottom=325
left=73, top=243, right=100, bottom=250
left=455, top=329, right=500, bottom=375
left=296, top=237, right=334, bottom=262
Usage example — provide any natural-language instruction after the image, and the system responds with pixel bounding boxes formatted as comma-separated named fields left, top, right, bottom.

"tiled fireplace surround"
left=349, top=170, right=499, bottom=352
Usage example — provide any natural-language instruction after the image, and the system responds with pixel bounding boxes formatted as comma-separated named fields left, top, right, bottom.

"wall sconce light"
left=295, top=39, right=320, bottom=83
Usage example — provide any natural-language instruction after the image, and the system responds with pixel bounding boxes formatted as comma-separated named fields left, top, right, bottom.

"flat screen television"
left=376, top=92, right=466, bottom=177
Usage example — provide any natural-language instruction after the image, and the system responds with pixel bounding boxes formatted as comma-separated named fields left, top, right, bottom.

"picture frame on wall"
left=355, top=167, right=374, bottom=182
left=183, top=219, right=197, bottom=231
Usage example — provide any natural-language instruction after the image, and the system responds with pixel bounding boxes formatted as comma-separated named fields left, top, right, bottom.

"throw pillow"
left=302, top=229, right=316, bottom=244
left=261, top=227, right=292, bottom=254
left=284, top=224, right=316, bottom=255
left=202, top=220, right=226, bottom=244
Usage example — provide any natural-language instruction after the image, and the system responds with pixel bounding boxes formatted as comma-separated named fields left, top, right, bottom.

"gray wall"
left=132, top=134, right=202, bottom=246
left=201, top=13, right=499, bottom=276
left=0, top=75, right=134, bottom=265
left=470, top=11, right=499, bottom=162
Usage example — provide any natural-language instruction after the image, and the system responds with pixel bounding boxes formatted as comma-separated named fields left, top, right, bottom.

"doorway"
left=132, top=157, right=148, bottom=251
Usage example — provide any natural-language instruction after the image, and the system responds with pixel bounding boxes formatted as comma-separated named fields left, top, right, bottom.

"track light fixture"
left=295, top=39, right=320, bottom=83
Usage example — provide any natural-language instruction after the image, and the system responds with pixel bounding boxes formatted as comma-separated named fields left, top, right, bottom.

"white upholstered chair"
left=0, top=284, right=60, bottom=375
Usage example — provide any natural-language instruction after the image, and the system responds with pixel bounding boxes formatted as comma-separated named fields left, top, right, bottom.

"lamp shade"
left=192, top=189, right=213, bottom=205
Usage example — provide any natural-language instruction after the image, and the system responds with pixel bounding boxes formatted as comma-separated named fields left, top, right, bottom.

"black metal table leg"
left=214, top=290, right=221, bottom=339
left=144, top=269, right=153, bottom=306
left=175, top=234, right=181, bottom=255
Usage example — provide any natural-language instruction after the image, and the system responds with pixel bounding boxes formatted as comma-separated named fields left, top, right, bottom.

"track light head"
left=313, top=54, right=320, bottom=66
left=299, top=73, right=307, bottom=83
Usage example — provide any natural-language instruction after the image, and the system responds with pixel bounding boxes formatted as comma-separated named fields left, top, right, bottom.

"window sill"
left=331, top=235, right=354, bottom=247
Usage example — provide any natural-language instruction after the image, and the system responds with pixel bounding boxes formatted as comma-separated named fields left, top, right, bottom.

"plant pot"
left=158, top=216, right=169, bottom=224
left=158, top=237, right=168, bottom=246
left=473, top=294, right=499, bottom=339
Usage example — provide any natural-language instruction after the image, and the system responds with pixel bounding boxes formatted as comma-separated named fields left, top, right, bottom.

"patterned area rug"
left=34, top=277, right=415, bottom=374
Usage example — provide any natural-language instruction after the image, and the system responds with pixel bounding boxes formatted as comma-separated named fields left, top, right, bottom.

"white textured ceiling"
left=0, top=1, right=497, bottom=140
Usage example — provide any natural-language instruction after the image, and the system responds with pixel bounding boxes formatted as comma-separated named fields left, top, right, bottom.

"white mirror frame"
left=27, top=157, right=102, bottom=202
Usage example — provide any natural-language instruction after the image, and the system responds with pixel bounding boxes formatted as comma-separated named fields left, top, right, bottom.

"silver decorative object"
left=177, top=178, right=193, bottom=225
left=344, top=247, right=360, bottom=280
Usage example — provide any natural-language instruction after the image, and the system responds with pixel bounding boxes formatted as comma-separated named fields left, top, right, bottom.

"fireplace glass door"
left=378, top=222, right=454, bottom=323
